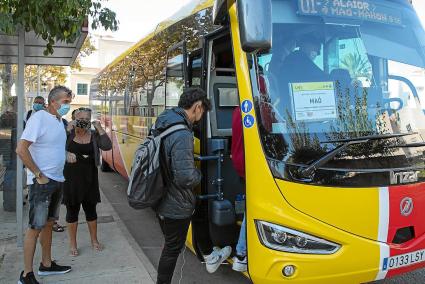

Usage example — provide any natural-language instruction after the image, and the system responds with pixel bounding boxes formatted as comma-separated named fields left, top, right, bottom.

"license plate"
left=383, top=249, right=425, bottom=271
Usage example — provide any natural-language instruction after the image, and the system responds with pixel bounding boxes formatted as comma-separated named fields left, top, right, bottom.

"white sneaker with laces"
left=232, top=255, right=247, bottom=272
left=205, top=246, right=232, bottom=273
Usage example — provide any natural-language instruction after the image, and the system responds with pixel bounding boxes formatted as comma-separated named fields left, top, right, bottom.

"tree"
left=0, top=1, right=116, bottom=110
left=0, top=0, right=118, bottom=55
left=98, top=6, right=214, bottom=117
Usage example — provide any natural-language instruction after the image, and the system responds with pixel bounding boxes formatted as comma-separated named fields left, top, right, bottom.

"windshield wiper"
left=298, top=132, right=417, bottom=179
left=387, top=142, right=425, bottom=148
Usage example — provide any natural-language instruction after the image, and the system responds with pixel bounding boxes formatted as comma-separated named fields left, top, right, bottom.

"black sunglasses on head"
left=77, top=107, right=92, bottom=112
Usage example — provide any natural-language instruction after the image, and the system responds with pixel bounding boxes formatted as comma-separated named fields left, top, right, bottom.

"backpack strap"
left=25, top=110, right=32, bottom=122
left=158, top=124, right=187, bottom=139
left=62, top=118, right=68, bottom=130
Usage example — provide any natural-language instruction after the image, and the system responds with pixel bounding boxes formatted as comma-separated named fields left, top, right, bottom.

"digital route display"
left=298, top=0, right=403, bottom=26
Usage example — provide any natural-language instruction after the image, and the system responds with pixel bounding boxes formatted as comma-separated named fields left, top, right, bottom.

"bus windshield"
left=252, top=0, right=425, bottom=187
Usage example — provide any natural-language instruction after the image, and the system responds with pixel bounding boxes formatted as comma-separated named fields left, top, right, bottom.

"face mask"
left=76, top=119, right=91, bottom=129
left=33, top=103, right=44, bottom=111
left=57, top=103, right=70, bottom=117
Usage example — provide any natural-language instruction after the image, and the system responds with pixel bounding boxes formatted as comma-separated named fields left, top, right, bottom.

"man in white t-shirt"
left=16, top=86, right=73, bottom=284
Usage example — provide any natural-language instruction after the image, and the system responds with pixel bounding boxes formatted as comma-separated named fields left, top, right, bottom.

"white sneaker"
left=232, top=255, right=247, bottom=272
left=205, top=246, right=232, bottom=273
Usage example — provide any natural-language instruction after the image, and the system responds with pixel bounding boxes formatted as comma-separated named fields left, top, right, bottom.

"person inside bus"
left=282, top=35, right=328, bottom=81
left=230, top=105, right=248, bottom=272
left=152, top=87, right=217, bottom=284
left=206, top=105, right=248, bottom=274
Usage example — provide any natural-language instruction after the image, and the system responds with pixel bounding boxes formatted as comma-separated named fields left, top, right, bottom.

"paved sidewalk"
left=0, top=187, right=156, bottom=284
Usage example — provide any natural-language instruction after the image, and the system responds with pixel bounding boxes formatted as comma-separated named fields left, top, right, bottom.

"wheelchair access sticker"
left=241, top=100, right=253, bottom=114
left=243, top=114, right=255, bottom=128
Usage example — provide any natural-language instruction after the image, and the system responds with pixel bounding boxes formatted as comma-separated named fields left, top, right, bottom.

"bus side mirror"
left=237, top=0, right=272, bottom=53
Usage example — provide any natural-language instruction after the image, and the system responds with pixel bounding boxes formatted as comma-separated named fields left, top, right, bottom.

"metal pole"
left=37, top=65, right=40, bottom=96
left=16, top=27, right=25, bottom=247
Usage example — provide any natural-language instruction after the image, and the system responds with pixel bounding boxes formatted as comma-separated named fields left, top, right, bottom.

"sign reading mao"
left=298, top=0, right=403, bottom=26
left=290, top=81, right=337, bottom=121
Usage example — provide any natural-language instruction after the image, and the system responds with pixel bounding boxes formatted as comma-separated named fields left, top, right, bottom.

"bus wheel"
left=100, top=157, right=111, bottom=172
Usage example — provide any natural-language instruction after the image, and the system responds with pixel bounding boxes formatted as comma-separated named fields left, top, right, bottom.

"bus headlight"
left=255, top=221, right=340, bottom=254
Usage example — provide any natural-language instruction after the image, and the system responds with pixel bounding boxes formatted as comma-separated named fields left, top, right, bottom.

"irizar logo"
left=390, top=171, right=419, bottom=185
left=400, top=197, right=414, bottom=217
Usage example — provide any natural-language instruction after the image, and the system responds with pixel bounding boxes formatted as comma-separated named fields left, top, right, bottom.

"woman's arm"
left=92, top=121, right=112, bottom=150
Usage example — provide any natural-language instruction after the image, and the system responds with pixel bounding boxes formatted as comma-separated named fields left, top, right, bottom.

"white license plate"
left=383, top=249, right=425, bottom=271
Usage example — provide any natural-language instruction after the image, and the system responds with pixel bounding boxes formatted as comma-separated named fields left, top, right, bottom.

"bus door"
left=191, top=28, right=246, bottom=259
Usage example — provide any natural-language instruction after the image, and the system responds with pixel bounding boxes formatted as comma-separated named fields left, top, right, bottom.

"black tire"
left=100, top=157, right=111, bottom=172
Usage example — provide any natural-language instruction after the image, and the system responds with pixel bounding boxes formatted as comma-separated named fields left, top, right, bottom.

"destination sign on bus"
left=290, top=82, right=337, bottom=121
left=298, top=0, right=402, bottom=26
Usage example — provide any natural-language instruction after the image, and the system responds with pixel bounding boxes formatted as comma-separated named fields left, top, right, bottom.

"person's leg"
left=82, top=202, right=101, bottom=250
left=39, top=220, right=54, bottom=267
left=65, top=203, right=80, bottom=256
left=37, top=182, right=71, bottom=275
left=156, top=216, right=191, bottom=284
left=23, top=182, right=50, bottom=276
left=40, top=180, right=64, bottom=266
left=236, top=214, right=247, bottom=257
left=23, top=228, right=41, bottom=276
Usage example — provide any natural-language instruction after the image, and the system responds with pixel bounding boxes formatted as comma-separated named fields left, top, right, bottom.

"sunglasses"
left=77, top=107, right=92, bottom=112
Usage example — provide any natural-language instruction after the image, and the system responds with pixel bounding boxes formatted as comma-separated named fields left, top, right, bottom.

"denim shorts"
left=28, top=179, right=63, bottom=230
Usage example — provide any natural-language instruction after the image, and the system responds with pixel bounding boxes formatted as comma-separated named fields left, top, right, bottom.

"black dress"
left=63, top=135, right=100, bottom=205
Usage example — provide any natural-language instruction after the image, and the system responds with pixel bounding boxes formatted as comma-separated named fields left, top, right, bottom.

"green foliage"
left=0, top=0, right=118, bottom=55
left=327, top=81, right=396, bottom=157
left=340, top=53, right=372, bottom=79
left=98, top=7, right=215, bottom=116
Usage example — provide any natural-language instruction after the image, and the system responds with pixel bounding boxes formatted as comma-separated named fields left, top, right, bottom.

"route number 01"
left=300, top=0, right=318, bottom=14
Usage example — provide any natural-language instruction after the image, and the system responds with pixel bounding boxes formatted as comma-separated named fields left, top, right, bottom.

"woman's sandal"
left=53, top=223, right=65, bottom=232
left=92, top=242, right=103, bottom=252
left=69, top=247, right=79, bottom=257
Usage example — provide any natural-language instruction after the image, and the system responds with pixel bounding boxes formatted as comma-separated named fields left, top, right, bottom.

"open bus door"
left=188, top=27, right=247, bottom=263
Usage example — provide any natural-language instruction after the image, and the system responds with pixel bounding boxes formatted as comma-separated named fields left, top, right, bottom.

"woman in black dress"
left=63, top=108, right=112, bottom=256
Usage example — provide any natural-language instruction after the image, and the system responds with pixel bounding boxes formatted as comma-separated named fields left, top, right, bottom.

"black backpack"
left=127, top=124, right=186, bottom=209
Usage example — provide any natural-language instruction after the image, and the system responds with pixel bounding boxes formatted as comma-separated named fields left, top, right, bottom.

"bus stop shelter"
left=0, top=25, right=88, bottom=246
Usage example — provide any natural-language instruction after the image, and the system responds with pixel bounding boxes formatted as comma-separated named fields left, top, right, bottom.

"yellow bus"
left=91, top=0, right=425, bottom=282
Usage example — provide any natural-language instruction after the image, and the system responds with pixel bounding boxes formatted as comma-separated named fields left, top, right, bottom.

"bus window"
left=327, top=37, right=373, bottom=88
left=165, top=44, right=187, bottom=109
left=251, top=2, right=425, bottom=187
left=189, top=55, right=202, bottom=87
left=209, top=33, right=238, bottom=137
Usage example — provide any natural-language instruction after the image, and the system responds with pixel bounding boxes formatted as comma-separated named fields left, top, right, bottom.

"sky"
left=91, top=0, right=195, bottom=43
left=413, top=0, right=425, bottom=27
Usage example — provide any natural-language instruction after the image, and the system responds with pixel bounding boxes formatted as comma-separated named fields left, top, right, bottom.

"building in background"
left=66, top=34, right=135, bottom=116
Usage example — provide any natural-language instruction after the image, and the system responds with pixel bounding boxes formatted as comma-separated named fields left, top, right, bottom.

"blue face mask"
left=57, top=104, right=71, bottom=117
left=33, top=103, right=44, bottom=111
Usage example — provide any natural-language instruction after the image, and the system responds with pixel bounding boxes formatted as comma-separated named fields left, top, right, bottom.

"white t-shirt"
left=21, top=110, right=67, bottom=185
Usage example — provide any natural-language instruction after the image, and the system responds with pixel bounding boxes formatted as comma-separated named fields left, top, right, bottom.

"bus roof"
left=99, top=0, right=214, bottom=76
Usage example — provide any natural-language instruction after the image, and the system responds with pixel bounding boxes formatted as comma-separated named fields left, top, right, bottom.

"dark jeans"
left=156, top=216, right=191, bottom=284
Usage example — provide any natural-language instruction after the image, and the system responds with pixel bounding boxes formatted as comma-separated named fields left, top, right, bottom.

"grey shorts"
left=28, top=179, right=63, bottom=230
